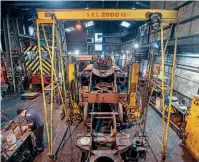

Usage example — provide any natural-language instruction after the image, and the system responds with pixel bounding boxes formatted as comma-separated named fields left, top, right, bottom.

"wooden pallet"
left=21, top=92, right=39, bottom=100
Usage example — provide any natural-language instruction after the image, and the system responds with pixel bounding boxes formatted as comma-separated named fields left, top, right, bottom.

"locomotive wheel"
left=71, top=114, right=82, bottom=125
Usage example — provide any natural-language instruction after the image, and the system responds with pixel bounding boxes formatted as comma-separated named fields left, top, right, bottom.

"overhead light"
left=76, top=21, right=82, bottom=30
left=134, top=43, right=139, bottom=49
left=84, top=21, right=94, bottom=28
left=121, top=21, right=131, bottom=28
left=126, top=50, right=129, bottom=54
left=75, top=50, right=79, bottom=55
left=65, top=27, right=75, bottom=33
left=132, top=4, right=136, bottom=9
left=154, top=42, right=159, bottom=48
left=85, top=4, right=90, bottom=9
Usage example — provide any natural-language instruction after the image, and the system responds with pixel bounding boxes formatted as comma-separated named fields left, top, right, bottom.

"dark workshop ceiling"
left=2, top=1, right=150, bottom=34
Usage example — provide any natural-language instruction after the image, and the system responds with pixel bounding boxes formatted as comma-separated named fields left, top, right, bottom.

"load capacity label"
left=86, top=12, right=127, bottom=18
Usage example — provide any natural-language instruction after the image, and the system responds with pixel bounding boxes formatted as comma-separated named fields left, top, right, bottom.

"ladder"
left=37, top=18, right=68, bottom=158
left=147, top=21, right=179, bottom=160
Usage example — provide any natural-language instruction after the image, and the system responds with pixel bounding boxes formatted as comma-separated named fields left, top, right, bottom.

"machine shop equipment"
left=76, top=56, right=146, bottom=161
left=35, top=8, right=179, bottom=160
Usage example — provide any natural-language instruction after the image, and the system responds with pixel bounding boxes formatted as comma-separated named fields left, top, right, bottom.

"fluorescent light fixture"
left=84, top=21, right=94, bottom=28
left=121, top=21, right=131, bottom=28
left=75, top=50, right=79, bottom=55
left=85, top=4, right=90, bottom=9
left=65, top=27, right=75, bottom=32
left=134, top=43, right=139, bottom=49
left=154, top=42, right=159, bottom=48
left=28, top=26, right=34, bottom=36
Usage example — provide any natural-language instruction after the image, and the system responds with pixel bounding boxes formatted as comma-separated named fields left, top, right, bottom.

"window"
left=95, top=44, right=102, bottom=51
left=95, top=33, right=102, bottom=43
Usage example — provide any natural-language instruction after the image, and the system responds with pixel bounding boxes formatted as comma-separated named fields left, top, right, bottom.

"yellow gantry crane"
left=37, top=19, right=68, bottom=156
left=147, top=21, right=179, bottom=159
left=36, top=9, right=179, bottom=160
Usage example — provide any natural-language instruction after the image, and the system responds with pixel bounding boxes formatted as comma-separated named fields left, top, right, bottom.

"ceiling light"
left=154, top=42, right=159, bottom=48
left=65, top=27, right=75, bottom=33
left=85, top=4, right=90, bottom=9
left=76, top=21, right=82, bottom=30
left=132, top=4, right=136, bottom=9
left=75, top=50, right=79, bottom=55
left=84, top=21, right=94, bottom=28
left=134, top=43, right=139, bottom=49
left=126, top=50, right=129, bottom=54
left=121, top=21, right=131, bottom=28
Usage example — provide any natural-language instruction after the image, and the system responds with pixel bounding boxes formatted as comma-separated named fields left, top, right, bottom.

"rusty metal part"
left=118, top=103, right=124, bottom=123
left=87, top=93, right=119, bottom=103
left=76, top=58, right=143, bottom=161
left=12, top=123, right=26, bottom=138
left=83, top=102, right=88, bottom=122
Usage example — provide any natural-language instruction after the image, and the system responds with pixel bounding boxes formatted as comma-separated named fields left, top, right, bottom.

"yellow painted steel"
left=164, top=22, right=179, bottom=152
left=24, top=46, right=32, bottom=54
left=37, top=9, right=178, bottom=21
left=68, top=63, right=75, bottom=84
left=160, top=22, right=166, bottom=155
left=126, top=64, right=140, bottom=121
left=185, top=96, right=199, bottom=161
left=36, top=20, right=50, bottom=152
left=49, top=20, right=55, bottom=154
left=41, top=23, right=68, bottom=121
left=146, top=22, right=177, bottom=159
left=37, top=19, right=69, bottom=155
left=129, top=64, right=139, bottom=107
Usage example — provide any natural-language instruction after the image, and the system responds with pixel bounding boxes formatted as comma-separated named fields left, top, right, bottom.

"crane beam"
left=37, top=9, right=178, bottom=22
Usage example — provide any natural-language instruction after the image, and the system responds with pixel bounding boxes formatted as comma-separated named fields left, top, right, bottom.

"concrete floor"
left=1, top=93, right=197, bottom=162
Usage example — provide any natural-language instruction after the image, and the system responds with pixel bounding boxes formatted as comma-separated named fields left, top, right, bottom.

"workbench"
left=1, top=119, right=34, bottom=162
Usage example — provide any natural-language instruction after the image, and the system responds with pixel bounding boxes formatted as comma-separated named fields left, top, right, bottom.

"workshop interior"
left=1, top=1, right=199, bottom=162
